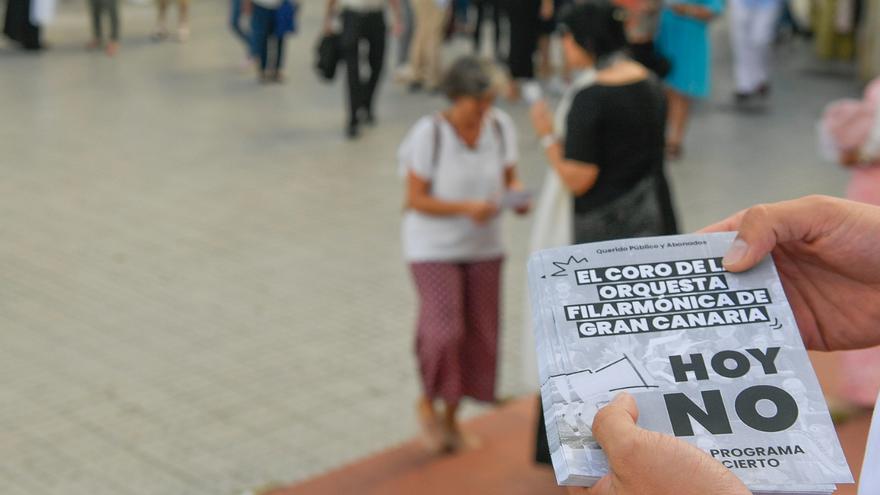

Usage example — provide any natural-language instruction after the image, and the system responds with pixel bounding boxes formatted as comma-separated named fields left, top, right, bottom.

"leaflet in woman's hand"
left=527, top=233, right=853, bottom=494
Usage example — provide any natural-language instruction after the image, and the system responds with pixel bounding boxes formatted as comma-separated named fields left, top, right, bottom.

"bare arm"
left=530, top=101, right=600, bottom=196
left=406, top=171, right=497, bottom=224
left=543, top=141, right=600, bottom=196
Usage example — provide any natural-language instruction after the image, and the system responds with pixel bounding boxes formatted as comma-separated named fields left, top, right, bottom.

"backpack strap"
left=431, top=114, right=442, bottom=172
left=491, top=112, right=508, bottom=165
left=428, top=114, right=443, bottom=193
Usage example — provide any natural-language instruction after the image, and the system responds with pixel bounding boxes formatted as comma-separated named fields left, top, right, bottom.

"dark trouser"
left=342, top=9, right=386, bottom=125
left=3, top=0, right=41, bottom=49
left=507, top=0, right=540, bottom=78
left=473, top=0, right=503, bottom=57
left=230, top=0, right=251, bottom=50
left=89, top=0, right=120, bottom=41
left=251, top=4, right=285, bottom=72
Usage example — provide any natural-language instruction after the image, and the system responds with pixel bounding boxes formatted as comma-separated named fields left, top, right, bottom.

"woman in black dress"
left=528, top=0, right=677, bottom=464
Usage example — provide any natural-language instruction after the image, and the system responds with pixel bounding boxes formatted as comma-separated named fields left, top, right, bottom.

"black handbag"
left=315, top=32, right=342, bottom=82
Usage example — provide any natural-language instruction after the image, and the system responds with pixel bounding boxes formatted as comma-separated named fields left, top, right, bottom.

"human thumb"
left=591, top=393, right=640, bottom=460
left=721, top=207, right=781, bottom=273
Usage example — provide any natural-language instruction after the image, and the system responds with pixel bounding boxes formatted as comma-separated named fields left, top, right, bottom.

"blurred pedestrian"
left=324, top=0, right=403, bottom=139
left=655, top=0, right=722, bottom=159
left=251, top=0, right=293, bottom=82
left=529, top=2, right=676, bottom=464
left=153, top=0, right=190, bottom=42
left=408, top=0, right=449, bottom=92
left=400, top=56, right=528, bottom=453
left=729, top=0, right=783, bottom=103
left=530, top=0, right=675, bottom=245
left=86, top=0, right=120, bottom=56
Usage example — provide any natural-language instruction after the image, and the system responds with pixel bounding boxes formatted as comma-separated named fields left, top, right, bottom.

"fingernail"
left=723, top=238, right=749, bottom=267
left=611, top=392, right=629, bottom=404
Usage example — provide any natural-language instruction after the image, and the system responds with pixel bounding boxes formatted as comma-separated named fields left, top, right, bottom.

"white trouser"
left=729, top=0, right=783, bottom=93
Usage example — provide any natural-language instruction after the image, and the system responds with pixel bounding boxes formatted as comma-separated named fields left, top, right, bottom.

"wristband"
left=540, top=134, right=558, bottom=149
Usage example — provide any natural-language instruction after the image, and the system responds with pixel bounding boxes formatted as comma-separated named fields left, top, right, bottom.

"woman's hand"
left=464, top=200, right=499, bottom=225
left=700, top=195, right=880, bottom=352
left=530, top=100, right=554, bottom=139
left=566, top=394, right=750, bottom=495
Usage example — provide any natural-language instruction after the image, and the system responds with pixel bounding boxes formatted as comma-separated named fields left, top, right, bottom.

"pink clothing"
left=847, top=166, right=880, bottom=205
left=410, top=258, right=502, bottom=404
left=840, top=101, right=880, bottom=406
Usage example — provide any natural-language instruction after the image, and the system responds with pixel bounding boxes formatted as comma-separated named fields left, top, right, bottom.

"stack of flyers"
left=527, top=233, right=853, bottom=495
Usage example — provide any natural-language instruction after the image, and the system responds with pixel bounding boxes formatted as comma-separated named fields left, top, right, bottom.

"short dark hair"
left=558, top=1, right=628, bottom=59
left=441, top=56, right=496, bottom=101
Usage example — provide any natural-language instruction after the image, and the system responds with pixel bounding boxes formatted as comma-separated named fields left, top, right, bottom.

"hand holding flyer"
left=528, top=233, right=853, bottom=495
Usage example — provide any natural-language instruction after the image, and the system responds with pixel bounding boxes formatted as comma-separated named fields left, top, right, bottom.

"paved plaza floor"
left=0, top=1, right=864, bottom=493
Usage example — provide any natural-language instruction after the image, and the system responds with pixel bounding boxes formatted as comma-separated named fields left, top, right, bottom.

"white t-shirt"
left=399, top=109, right=518, bottom=263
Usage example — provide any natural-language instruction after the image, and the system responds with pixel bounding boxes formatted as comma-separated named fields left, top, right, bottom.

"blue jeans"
left=230, top=0, right=252, bottom=53
left=251, top=4, right=285, bottom=72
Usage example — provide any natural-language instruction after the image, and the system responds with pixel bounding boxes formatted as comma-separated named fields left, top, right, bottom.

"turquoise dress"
left=654, top=0, right=724, bottom=98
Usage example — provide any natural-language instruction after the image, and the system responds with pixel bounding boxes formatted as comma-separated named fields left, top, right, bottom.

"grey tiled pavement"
left=0, top=1, right=862, bottom=493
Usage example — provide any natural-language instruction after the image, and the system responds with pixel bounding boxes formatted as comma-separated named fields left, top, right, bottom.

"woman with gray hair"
left=398, top=56, right=529, bottom=453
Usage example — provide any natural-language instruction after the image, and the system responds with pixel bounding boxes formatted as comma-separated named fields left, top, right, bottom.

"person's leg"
left=473, top=0, right=484, bottom=52
left=157, top=0, right=168, bottom=26
left=409, top=0, right=429, bottom=86
left=153, top=0, right=169, bottom=39
left=106, top=0, right=119, bottom=54
left=398, top=0, right=414, bottom=66
left=410, top=262, right=467, bottom=453
left=272, top=11, right=287, bottom=79
left=87, top=0, right=102, bottom=46
left=507, top=0, right=540, bottom=97
left=363, top=12, right=387, bottom=121
left=752, top=1, right=784, bottom=94
left=177, top=0, right=190, bottom=40
left=448, top=257, right=502, bottom=449
left=537, top=33, right=551, bottom=79
left=425, top=0, right=446, bottom=89
left=342, top=11, right=363, bottom=135
left=730, top=0, right=756, bottom=96
left=665, top=88, right=690, bottom=158
left=250, top=4, right=270, bottom=77
left=491, top=0, right=504, bottom=59
left=229, top=0, right=249, bottom=46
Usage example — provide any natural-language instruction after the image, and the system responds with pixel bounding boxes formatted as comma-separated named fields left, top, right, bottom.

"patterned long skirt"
left=409, top=257, right=503, bottom=404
